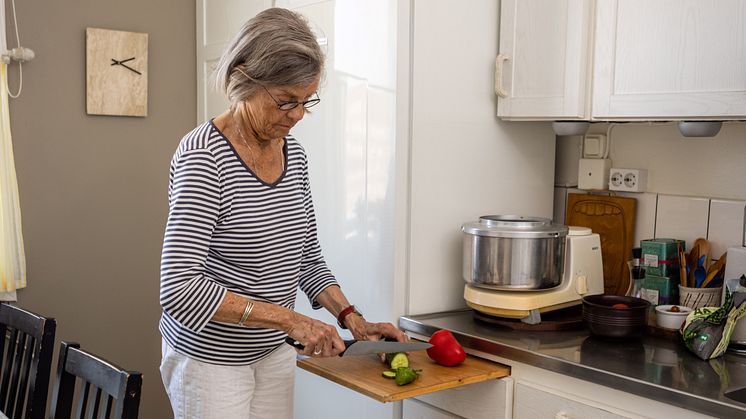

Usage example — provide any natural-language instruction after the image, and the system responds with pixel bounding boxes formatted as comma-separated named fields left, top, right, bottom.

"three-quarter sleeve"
left=297, top=155, right=338, bottom=309
left=159, top=148, right=227, bottom=333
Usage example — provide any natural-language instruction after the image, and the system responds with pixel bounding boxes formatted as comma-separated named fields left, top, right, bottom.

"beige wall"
left=6, top=1, right=195, bottom=417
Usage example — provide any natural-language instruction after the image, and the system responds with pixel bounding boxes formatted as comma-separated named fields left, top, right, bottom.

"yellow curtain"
left=0, top=61, right=26, bottom=293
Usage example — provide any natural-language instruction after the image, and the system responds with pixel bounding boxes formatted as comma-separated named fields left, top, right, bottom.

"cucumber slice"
left=382, top=370, right=396, bottom=379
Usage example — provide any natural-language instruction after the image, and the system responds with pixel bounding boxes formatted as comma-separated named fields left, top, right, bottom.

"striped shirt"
left=159, top=121, right=337, bottom=365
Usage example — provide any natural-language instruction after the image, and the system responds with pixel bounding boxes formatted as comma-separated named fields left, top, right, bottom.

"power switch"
left=575, top=275, right=588, bottom=294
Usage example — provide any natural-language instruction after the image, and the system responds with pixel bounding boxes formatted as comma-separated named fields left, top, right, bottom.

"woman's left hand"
left=346, top=315, right=408, bottom=343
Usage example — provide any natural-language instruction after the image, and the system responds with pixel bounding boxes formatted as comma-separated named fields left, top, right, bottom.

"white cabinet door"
left=513, top=381, right=629, bottom=419
left=497, top=0, right=593, bottom=120
left=593, top=0, right=746, bottom=120
left=414, top=378, right=513, bottom=419
left=403, top=399, right=460, bottom=419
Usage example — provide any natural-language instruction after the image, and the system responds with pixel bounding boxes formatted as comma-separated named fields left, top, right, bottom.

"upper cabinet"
left=496, top=0, right=593, bottom=120
left=498, top=0, right=746, bottom=121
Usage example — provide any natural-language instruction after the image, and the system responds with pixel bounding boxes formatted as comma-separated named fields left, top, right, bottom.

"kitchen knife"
left=284, top=337, right=431, bottom=357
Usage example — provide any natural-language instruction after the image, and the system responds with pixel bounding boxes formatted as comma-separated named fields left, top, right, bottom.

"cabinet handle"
left=494, top=54, right=510, bottom=98
left=555, top=412, right=569, bottom=419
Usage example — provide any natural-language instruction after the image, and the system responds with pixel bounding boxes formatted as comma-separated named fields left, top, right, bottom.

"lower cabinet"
left=513, top=381, right=628, bottom=419
left=403, top=399, right=461, bottom=419
left=403, top=377, right=513, bottom=419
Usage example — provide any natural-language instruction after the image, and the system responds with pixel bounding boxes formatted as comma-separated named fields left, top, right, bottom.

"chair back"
left=0, top=303, right=56, bottom=419
left=49, top=342, right=142, bottom=419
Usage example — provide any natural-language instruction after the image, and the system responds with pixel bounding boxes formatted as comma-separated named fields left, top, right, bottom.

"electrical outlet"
left=609, top=168, right=648, bottom=192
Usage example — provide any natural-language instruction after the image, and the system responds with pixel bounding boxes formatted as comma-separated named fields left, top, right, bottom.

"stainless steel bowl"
left=462, top=215, right=568, bottom=290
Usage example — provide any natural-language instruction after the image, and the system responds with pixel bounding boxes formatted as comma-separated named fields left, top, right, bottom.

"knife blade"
left=284, top=337, right=431, bottom=357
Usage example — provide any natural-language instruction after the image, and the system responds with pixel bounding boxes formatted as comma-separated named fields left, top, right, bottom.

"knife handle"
left=284, top=337, right=356, bottom=355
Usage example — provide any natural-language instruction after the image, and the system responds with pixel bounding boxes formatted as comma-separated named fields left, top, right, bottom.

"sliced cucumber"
left=382, top=370, right=397, bottom=379
left=386, top=352, right=409, bottom=369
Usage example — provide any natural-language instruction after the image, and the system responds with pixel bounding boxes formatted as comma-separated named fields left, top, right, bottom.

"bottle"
left=630, top=247, right=645, bottom=298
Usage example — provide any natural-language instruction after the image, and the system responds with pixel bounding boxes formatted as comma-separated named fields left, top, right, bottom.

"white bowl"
left=655, top=305, right=692, bottom=330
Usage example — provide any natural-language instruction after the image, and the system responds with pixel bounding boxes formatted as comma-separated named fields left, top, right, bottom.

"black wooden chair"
left=0, top=303, right=56, bottom=419
left=49, top=342, right=142, bottom=419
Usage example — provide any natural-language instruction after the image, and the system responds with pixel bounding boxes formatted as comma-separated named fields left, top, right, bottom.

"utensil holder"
left=678, top=285, right=722, bottom=310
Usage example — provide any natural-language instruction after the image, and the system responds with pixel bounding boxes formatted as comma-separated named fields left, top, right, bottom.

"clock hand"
left=119, top=63, right=142, bottom=75
left=110, top=58, right=142, bottom=75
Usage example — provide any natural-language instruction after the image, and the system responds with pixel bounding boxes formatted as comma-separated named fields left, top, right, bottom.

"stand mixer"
left=462, top=216, right=604, bottom=325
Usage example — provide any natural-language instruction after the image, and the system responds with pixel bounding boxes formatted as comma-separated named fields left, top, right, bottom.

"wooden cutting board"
left=566, top=193, right=637, bottom=296
left=296, top=349, right=510, bottom=403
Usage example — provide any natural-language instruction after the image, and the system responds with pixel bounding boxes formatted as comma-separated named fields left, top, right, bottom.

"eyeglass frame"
left=258, top=83, right=321, bottom=111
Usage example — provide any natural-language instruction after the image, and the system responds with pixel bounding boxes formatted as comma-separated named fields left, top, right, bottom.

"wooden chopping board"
left=566, top=193, right=637, bottom=296
left=296, top=349, right=509, bottom=403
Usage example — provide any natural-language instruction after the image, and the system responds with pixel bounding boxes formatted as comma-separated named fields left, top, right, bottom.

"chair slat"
left=6, top=331, right=27, bottom=416
left=103, top=394, right=114, bottom=419
left=76, top=381, right=91, bottom=419
left=0, top=328, right=20, bottom=410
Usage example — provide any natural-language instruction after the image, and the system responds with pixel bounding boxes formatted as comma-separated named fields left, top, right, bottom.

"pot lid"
left=461, top=215, right=568, bottom=238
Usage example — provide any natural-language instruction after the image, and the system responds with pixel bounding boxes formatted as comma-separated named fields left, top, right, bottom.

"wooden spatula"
left=701, top=252, right=727, bottom=288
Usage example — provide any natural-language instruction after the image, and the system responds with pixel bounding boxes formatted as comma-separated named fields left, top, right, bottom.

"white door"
left=592, top=0, right=746, bottom=120
left=496, top=0, right=593, bottom=120
left=196, top=0, right=273, bottom=122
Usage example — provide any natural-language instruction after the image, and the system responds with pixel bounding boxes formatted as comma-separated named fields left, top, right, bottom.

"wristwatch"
left=337, top=305, right=363, bottom=329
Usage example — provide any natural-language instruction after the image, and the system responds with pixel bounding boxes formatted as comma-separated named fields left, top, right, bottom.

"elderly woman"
left=158, top=7, right=406, bottom=419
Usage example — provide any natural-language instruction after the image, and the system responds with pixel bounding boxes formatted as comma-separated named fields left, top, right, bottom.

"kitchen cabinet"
left=403, top=399, right=459, bottom=419
left=513, top=381, right=627, bottom=419
left=496, top=0, right=593, bottom=120
left=498, top=0, right=746, bottom=121
left=409, top=378, right=513, bottom=419
left=593, top=0, right=746, bottom=119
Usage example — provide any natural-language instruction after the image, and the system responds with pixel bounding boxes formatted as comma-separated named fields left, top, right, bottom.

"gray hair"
left=214, top=8, right=325, bottom=104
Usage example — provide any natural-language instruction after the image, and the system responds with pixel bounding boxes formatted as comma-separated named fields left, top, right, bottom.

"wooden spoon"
left=678, top=247, right=688, bottom=288
left=687, top=244, right=699, bottom=287
left=693, top=238, right=711, bottom=270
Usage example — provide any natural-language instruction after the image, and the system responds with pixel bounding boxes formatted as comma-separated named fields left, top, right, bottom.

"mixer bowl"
left=462, top=215, right=568, bottom=290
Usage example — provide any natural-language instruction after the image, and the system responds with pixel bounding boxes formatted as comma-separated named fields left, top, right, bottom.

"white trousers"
left=160, top=340, right=296, bottom=419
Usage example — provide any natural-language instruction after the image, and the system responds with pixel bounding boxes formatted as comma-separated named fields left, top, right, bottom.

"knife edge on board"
left=284, top=337, right=431, bottom=357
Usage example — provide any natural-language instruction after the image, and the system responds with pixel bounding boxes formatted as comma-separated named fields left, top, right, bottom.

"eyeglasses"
left=259, top=84, right=321, bottom=111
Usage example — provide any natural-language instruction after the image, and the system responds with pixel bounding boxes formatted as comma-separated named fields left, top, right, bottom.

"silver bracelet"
left=238, top=300, right=254, bottom=326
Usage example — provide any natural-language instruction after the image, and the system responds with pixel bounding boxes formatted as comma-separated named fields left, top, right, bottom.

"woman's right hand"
left=286, top=312, right=346, bottom=357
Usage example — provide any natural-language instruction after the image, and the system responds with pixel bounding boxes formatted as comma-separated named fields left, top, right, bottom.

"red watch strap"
left=337, top=305, right=357, bottom=329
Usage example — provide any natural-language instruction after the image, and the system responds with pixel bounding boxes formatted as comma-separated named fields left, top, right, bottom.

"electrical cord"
left=5, top=0, right=24, bottom=98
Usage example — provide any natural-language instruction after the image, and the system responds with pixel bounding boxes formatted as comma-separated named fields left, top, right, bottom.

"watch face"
left=86, top=28, right=148, bottom=117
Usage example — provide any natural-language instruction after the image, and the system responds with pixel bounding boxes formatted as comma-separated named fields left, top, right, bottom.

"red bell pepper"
left=426, top=329, right=466, bottom=366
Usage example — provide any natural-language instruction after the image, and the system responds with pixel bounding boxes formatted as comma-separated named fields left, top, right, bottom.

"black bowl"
left=582, top=294, right=650, bottom=340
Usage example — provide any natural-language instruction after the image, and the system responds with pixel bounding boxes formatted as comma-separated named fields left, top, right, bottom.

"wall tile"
left=708, top=199, right=746, bottom=259
left=655, top=195, right=710, bottom=252
left=616, top=192, right=657, bottom=248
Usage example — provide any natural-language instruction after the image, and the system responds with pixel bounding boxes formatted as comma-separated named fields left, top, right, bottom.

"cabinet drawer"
left=514, top=382, right=628, bottom=419
left=414, top=377, right=512, bottom=419
left=403, top=399, right=460, bottom=419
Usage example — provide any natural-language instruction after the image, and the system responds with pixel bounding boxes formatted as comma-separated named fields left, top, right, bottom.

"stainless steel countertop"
left=399, top=309, right=746, bottom=418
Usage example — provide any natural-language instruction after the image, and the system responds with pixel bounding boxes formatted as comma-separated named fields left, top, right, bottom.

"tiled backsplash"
left=554, top=188, right=746, bottom=260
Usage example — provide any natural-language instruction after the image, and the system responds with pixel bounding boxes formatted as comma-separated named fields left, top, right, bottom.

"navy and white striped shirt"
left=159, top=121, right=337, bottom=365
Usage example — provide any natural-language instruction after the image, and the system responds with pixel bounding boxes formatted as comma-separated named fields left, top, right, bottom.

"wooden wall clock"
left=86, top=28, right=148, bottom=117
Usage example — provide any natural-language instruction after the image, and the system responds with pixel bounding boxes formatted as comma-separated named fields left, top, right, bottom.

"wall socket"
left=609, top=168, right=648, bottom=192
